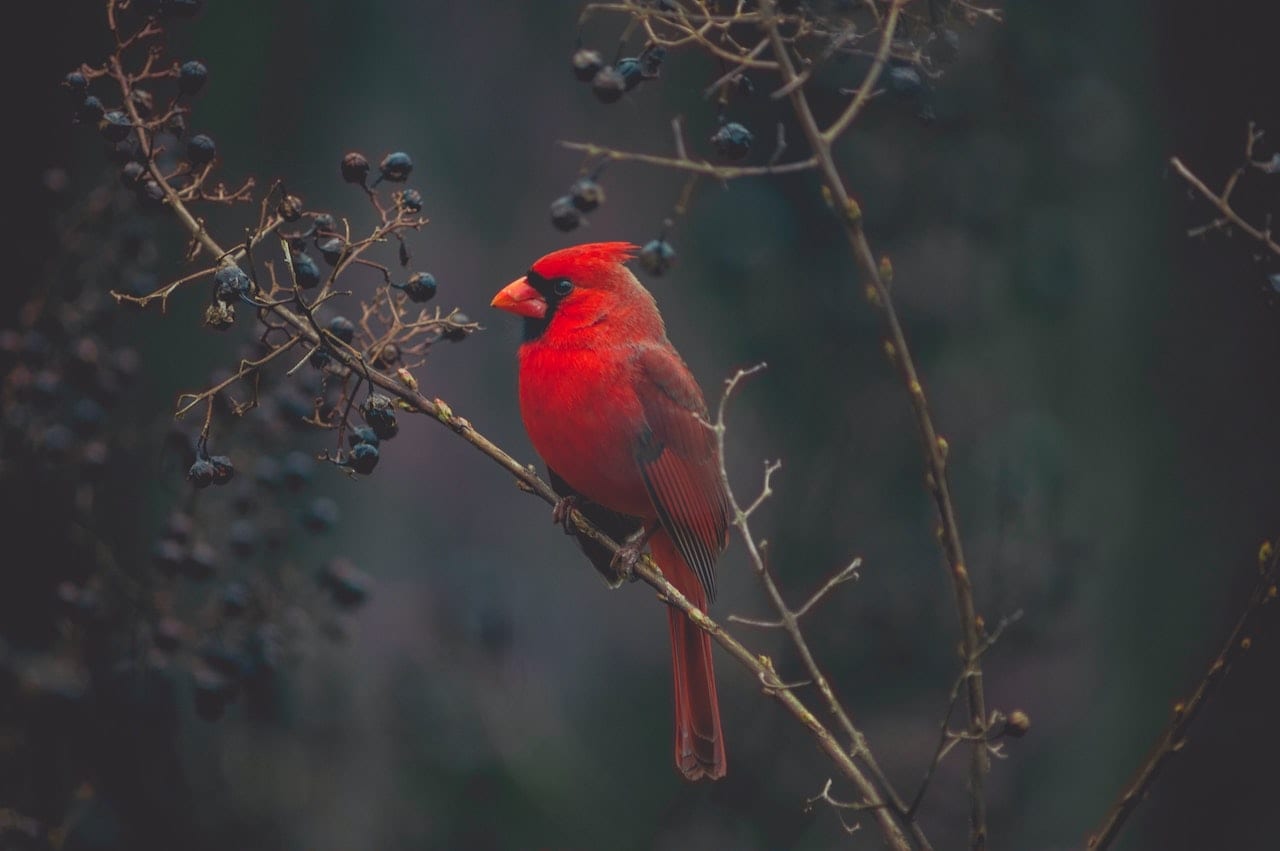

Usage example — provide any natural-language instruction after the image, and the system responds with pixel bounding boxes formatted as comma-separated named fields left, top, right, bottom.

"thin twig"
left=1170, top=155, right=1280, bottom=258
left=1086, top=538, right=1280, bottom=850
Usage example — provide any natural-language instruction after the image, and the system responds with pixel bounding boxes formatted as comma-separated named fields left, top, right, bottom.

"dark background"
left=6, top=1, right=1280, bottom=849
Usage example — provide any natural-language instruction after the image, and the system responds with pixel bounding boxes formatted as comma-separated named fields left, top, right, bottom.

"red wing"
left=632, top=345, right=731, bottom=602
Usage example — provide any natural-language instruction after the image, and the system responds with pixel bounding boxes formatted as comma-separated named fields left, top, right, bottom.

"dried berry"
left=571, top=48, right=604, bottom=82
left=886, top=65, right=925, bottom=99
left=313, top=212, right=337, bottom=233
left=277, top=194, right=303, bottom=222
left=187, top=458, right=217, bottom=488
left=378, top=151, right=413, bottom=183
left=360, top=394, right=399, bottom=440
left=591, top=66, right=627, bottom=103
left=710, top=122, right=753, bottom=161
left=282, top=450, right=313, bottom=491
left=638, top=239, right=676, bottom=276
left=208, top=454, right=235, bottom=485
left=301, top=497, right=340, bottom=533
left=178, top=60, right=208, bottom=96
left=616, top=57, right=645, bottom=91
left=77, top=96, right=105, bottom=124
left=569, top=177, right=605, bottom=212
left=64, top=71, right=88, bottom=97
left=341, top=151, right=370, bottom=184
left=550, top=195, right=581, bottom=231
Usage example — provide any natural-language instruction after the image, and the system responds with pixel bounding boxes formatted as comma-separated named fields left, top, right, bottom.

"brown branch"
left=1170, top=153, right=1280, bottom=259
left=1086, top=538, right=1280, bottom=850
left=760, top=2, right=992, bottom=847
left=105, top=45, right=919, bottom=850
left=559, top=140, right=818, bottom=178
left=711, top=365, right=926, bottom=851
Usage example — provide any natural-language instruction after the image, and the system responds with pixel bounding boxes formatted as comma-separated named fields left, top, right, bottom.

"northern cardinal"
left=491, top=241, right=730, bottom=780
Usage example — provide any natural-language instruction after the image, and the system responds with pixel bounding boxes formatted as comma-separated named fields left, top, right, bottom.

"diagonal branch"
left=760, top=2, right=992, bottom=848
left=1085, top=537, right=1280, bottom=850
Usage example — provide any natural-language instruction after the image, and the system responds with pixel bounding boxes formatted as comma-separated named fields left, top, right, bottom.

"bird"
left=491, top=241, right=730, bottom=780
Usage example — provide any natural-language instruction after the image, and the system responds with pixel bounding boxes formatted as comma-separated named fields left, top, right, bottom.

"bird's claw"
left=610, top=544, right=643, bottom=584
left=551, top=495, right=579, bottom=535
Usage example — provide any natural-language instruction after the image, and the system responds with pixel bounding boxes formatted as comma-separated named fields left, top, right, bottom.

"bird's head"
left=491, top=242, right=662, bottom=342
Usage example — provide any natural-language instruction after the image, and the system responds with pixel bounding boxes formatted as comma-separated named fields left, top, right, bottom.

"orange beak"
left=490, top=276, right=547, bottom=319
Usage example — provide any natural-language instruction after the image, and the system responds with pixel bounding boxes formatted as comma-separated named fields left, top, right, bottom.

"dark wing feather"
left=632, top=346, right=731, bottom=602
left=548, top=467, right=644, bottom=587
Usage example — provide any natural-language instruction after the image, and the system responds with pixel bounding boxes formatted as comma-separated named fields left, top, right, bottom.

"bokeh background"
left=6, top=2, right=1280, bottom=850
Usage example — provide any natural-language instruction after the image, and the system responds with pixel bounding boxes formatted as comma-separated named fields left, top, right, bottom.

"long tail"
left=652, top=531, right=726, bottom=781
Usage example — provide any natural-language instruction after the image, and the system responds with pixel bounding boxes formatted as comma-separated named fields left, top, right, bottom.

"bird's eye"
left=553, top=278, right=574, bottom=296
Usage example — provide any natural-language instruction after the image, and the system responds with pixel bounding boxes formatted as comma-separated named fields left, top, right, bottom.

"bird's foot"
left=551, top=494, right=579, bottom=535
left=609, top=527, right=655, bottom=584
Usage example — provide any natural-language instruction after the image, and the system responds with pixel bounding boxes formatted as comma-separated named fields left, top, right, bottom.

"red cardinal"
left=491, top=242, right=730, bottom=781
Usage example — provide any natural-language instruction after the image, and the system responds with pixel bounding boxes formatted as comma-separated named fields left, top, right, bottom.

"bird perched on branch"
left=491, top=241, right=730, bottom=780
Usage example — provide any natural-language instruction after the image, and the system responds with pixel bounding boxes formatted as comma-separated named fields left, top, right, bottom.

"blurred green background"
left=7, top=1, right=1280, bottom=849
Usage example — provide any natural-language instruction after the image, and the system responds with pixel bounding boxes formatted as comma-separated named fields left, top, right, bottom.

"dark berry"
left=443, top=314, right=470, bottom=342
left=639, top=239, right=676, bottom=276
left=886, top=65, right=925, bottom=98
left=616, top=58, right=645, bottom=91
left=317, top=237, right=346, bottom=265
left=222, top=582, right=249, bottom=617
left=360, top=394, right=399, bottom=440
left=396, top=271, right=437, bottom=303
left=638, top=45, right=667, bottom=78
left=372, top=342, right=400, bottom=368
left=99, top=111, right=133, bottom=143
left=64, top=71, right=88, bottom=97
left=161, top=513, right=193, bottom=547
left=70, top=398, right=107, bottom=435
left=309, top=347, right=332, bottom=370
left=213, top=264, right=252, bottom=302
left=229, top=519, right=257, bottom=559
left=153, top=617, right=184, bottom=651
left=277, top=194, right=303, bottom=222
left=282, top=451, right=313, bottom=491
left=120, top=161, right=146, bottom=187
left=301, top=497, right=340, bottom=533
left=550, top=195, right=581, bottom=231
left=153, top=539, right=186, bottom=577
left=378, top=151, right=413, bottom=183
left=188, top=458, right=217, bottom=488
left=319, top=557, right=371, bottom=607
left=313, top=212, right=336, bottom=232
left=184, top=541, right=218, bottom=580
left=254, top=457, right=282, bottom=489
left=571, top=48, right=604, bottom=82
left=710, top=122, right=753, bottom=161
left=187, top=133, right=217, bottom=166
left=193, top=669, right=229, bottom=721
left=569, top=177, right=605, bottom=212
left=348, top=442, right=380, bottom=474
left=328, top=315, right=356, bottom=343
left=178, top=60, right=208, bottom=96
left=399, top=188, right=423, bottom=212
left=77, top=96, right=105, bottom=124
left=347, top=426, right=379, bottom=448
left=208, top=454, right=235, bottom=485
left=290, top=252, right=322, bottom=289
left=591, top=66, right=627, bottom=103
left=341, top=151, right=370, bottom=184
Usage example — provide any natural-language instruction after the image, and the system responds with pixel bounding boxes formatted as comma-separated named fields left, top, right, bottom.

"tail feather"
left=654, top=532, right=725, bottom=780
